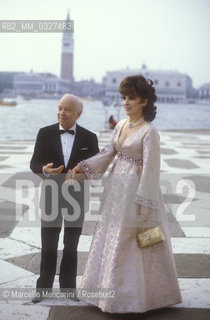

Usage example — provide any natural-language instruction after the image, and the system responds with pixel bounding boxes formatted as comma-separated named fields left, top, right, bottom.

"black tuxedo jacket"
left=30, top=123, right=99, bottom=227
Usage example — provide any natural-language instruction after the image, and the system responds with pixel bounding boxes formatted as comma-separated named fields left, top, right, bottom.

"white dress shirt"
left=43, top=123, right=76, bottom=176
left=59, top=123, right=76, bottom=167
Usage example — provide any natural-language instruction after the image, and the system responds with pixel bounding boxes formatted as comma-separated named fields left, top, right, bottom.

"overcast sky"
left=1, top=0, right=210, bottom=88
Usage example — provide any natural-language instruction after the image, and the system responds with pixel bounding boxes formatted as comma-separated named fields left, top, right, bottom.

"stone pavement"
left=0, top=129, right=210, bottom=320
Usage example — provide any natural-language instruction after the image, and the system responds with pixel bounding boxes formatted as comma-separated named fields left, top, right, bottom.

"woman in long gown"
left=70, top=75, right=182, bottom=313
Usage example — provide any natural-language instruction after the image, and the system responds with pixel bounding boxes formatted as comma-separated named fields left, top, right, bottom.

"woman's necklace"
left=128, top=116, right=145, bottom=128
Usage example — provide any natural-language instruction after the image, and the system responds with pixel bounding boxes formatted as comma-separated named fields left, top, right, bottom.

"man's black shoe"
left=32, top=289, right=51, bottom=303
left=32, top=295, right=44, bottom=303
left=69, top=295, right=80, bottom=302
left=60, top=288, right=80, bottom=302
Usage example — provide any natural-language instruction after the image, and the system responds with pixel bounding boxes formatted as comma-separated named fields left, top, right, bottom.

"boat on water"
left=0, top=99, right=17, bottom=106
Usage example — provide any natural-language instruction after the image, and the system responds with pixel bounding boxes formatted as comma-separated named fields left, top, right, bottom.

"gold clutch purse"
left=137, top=227, right=166, bottom=248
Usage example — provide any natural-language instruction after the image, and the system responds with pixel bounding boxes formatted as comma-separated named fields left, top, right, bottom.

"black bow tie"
left=59, top=129, right=75, bottom=135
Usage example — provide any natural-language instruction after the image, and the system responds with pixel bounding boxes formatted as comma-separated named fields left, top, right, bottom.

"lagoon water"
left=0, top=98, right=210, bottom=140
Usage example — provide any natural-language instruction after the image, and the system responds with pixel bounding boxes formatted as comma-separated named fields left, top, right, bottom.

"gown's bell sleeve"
left=78, top=126, right=118, bottom=184
left=135, top=125, right=160, bottom=209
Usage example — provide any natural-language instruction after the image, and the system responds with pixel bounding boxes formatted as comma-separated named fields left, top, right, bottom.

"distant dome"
left=142, top=64, right=147, bottom=70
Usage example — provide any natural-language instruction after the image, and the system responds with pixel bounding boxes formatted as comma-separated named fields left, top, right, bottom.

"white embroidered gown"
left=77, top=119, right=182, bottom=313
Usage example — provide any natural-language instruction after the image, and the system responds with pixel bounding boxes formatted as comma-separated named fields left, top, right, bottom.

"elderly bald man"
left=30, top=94, right=99, bottom=302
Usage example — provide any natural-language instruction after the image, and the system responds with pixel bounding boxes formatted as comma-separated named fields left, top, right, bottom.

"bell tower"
left=60, top=10, right=74, bottom=82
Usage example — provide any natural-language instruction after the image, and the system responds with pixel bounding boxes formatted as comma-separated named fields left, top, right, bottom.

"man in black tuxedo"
left=30, top=94, right=99, bottom=302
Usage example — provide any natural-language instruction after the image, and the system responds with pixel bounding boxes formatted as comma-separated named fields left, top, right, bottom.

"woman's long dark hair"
left=119, top=74, right=157, bottom=121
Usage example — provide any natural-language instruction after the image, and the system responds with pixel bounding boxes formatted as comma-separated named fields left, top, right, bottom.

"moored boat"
left=0, top=99, right=17, bottom=106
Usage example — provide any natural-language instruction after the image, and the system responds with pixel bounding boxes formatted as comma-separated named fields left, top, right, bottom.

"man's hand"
left=43, top=162, right=64, bottom=175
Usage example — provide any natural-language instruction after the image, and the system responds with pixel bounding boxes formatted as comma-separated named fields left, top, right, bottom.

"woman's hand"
left=137, top=206, right=152, bottom=221
left=135, top=206, right=157, bottom=229
left=71, top=165, right=84, bottom=178
left=65, top=166, right=85, bottom=184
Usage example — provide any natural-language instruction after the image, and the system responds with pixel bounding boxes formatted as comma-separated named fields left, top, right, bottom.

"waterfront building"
left=72, top=79, right=105, bottom=99
left=198, top=83, right=210, bottom=100
left=13, top=72, right=70, bottom=98
left=105, top=65, right=194, bottom=103
left=0, top=71, right=21, bottom=95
